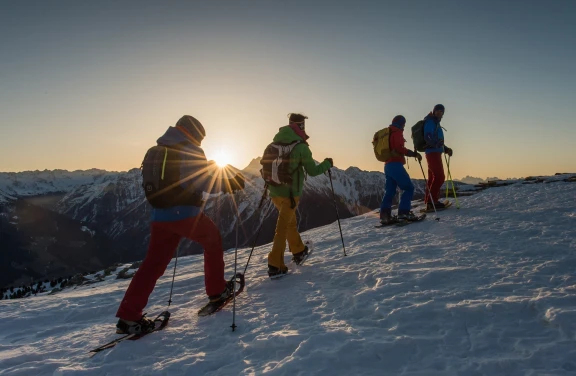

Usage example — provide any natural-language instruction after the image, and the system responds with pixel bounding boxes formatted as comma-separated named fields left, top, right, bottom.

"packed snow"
left=1, top=179, right=575, bottom=375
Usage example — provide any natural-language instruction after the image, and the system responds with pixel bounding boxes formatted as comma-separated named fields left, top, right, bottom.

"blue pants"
left=380, top=162, right=414, bottom=214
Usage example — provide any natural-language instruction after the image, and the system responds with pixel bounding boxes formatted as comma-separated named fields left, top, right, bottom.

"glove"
left=415, top=152, right=422, bottom=162
left=324, top=158, right=333, bottom=168
left=444, top=147, right=453, bottom=157
left=405, top=150, right=422, bottom=162
left=228, top=173, right=245, bottom=193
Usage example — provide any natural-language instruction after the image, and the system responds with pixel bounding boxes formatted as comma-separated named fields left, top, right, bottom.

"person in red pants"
left=423, top=104, right=453, bottom=210
left=115, top=115, right=245, bottom=334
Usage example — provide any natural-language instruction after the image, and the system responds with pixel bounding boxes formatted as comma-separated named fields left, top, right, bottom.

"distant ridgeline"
left=1, top=167, right=574, bottom=297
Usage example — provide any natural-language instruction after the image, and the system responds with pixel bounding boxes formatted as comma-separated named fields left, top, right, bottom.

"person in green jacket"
left=266, top=113, right=333, bottom=278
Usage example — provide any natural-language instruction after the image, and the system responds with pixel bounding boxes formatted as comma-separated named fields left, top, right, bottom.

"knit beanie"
left=391, top=115, right=406, bottom=128
left=433, top=104, right=445, bottom=112
left=176, top=115, right=206, bottom=144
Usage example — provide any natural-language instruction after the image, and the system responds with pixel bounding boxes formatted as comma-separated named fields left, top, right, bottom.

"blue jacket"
left=151, top=127, right=226, bottom=222
left=423, top=113, right=445, bottom=154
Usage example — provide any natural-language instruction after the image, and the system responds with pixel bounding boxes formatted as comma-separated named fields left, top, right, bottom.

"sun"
left=213, top=150, right=232, bottom=167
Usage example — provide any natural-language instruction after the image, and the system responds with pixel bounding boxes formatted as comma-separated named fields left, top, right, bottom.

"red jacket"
left=386, top=126, right=410, bottom=164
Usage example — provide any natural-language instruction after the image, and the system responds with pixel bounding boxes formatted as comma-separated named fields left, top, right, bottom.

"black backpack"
left=260, top=141, right=301, bottom=186
left=141, top=145, right=202, bottom=208
left=411, top=120, right=427, bottom=152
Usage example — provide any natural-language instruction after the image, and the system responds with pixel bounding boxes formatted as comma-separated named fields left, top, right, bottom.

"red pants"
left=425, top=152, right=445, bottom=204
left=116, top=213, right=226, bottom=321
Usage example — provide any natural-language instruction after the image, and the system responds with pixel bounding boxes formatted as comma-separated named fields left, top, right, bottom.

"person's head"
left=288, top=113, right=308, bottom=130
left=176, top=115, right=206, bottom=145
left=433, top=104, right=445, bottom=120
left=391, top=115, right=406, bottom=129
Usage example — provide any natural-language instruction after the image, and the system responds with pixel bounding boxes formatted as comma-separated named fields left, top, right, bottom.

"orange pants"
left=268, top=196, right=306, bottom=269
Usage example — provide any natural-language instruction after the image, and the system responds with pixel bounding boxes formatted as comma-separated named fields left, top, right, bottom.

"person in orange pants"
left=115, top=115, right=245, bottom=334
left=264, top=113, right=333, bottom=278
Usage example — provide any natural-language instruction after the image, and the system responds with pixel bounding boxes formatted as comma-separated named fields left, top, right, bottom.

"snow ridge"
left=1, top=177, right=575, bottom=375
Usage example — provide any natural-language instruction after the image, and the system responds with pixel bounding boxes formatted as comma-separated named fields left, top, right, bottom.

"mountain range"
left=0, top=159, right=435, bottom=288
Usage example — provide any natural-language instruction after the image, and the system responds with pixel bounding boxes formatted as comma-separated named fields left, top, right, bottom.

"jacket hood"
left=156, top=127, right=190, bottom=147
left=424, top=112, right=441, bottom=122
left=273, top=125, right=309, bottom=144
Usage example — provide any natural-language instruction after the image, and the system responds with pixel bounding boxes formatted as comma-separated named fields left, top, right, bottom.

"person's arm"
left=424, top=119, right=444, bottom=148
left=390, top=131, right=410, bottom=155
left=299, top=144, right=332, bottom=177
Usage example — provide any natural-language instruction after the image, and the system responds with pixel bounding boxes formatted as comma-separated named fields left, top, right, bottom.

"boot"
left=380, top=208, right=394, bottom=225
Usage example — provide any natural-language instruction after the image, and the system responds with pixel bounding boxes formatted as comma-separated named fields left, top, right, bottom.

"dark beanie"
left=433, top=104, right=445, bottom=112
left=391, top=115, right=406, bottom=128
left=288, top=113, right=308, bottom=123
left=176, top=115, right=206, bottom=144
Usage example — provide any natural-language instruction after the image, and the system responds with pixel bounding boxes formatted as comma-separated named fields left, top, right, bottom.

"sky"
left=1, top=0, right=575, bottom=180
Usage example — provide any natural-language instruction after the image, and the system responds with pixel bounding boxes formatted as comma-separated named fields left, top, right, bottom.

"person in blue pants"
left=379, top=115, right=422, bottom=224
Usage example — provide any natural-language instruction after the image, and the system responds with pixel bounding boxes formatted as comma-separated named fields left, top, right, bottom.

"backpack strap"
left=161, top=147, right=168, bottom=180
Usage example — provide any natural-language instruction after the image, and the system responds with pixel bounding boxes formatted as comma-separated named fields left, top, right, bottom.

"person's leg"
left=380, top=163, right=399, bottom=216
left=268, top=197, right=295, bottom=269
left=426, top=152, right=445, bottom=202
left=116, top=222, right=181, bottom=321
left=394, top=165, right=415, bottom=214
left=286, top=197, right=306, bottom=255
left=178, top=213, right=226, bottom=297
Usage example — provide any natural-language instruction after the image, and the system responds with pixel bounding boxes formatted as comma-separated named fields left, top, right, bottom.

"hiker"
left=379, top=115, right=422, bottom=224
left=423, top=104, right=453, bottom=210
left=115, top=115, right=245, bottom=334
left=264, top=113, right=333, bottom=278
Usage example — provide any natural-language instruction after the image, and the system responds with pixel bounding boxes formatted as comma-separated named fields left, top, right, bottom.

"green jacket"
left=268, top=126, right=332, bottom=198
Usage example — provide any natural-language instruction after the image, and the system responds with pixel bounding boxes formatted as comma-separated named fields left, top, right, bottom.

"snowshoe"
left=267, top=265, right=289, bottom=279
left=198, top=273, right=245, bottom=317
left=116, top=314, right=156, bottom=335
left=397, top=210, right=420, bottom=222
left=292, top=241, right=314, bottom=266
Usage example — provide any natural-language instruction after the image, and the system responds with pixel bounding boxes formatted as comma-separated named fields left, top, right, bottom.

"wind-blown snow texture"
left=1, top=179, right=575, bottom=375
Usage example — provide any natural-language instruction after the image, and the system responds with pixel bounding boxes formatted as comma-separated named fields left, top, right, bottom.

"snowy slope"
left=1, top=179, right=575, bottom=375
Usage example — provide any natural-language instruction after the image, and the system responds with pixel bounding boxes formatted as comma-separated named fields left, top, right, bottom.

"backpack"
left=411, top=120, right=426, bottom=152
left=372, top=128, right=393, bottom=162
left=260, top=141, right=301, bottom=186
left=141, top=145, right=202, bottom=208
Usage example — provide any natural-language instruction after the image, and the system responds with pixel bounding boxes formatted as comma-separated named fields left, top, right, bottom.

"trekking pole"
left=418, top=160, right=440, bottom=221
left=242, top=187, right=269, bottom=276
left=231, top=205, right=240, bottom=332
left=328, top=169, right=347, bottom=256
left=167, top=245, right=179, bottom=307
left=444, top=155, right=460, bottom=209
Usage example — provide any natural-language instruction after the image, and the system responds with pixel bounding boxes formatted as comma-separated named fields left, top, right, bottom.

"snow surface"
left=1, top=180, right=576, bottom=375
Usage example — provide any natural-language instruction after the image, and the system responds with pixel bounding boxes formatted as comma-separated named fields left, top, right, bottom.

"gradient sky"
left=1, top=0, right=575, bottom=180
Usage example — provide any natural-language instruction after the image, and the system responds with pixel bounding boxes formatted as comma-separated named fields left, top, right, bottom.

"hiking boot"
left=116, top=315, right=156, bottom=334
left=268, top=265, right=289, bottom=278
left=208, top=280, right=235, bottom=303
left=292, top=246, right=309, bottom=265
left=380, top=208, right=395, bottom=225
left=398, top=210, right=419, bottom=221
left=426, top=201, right=445, bottom=211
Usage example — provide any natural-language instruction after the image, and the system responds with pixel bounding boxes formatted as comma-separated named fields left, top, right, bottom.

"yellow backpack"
left=372, top=127, right=394, bottom=162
